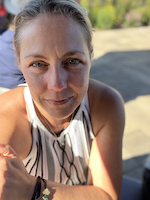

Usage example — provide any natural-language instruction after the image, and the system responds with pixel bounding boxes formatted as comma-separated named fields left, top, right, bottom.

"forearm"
left=38, top=180, right=113, bottom=200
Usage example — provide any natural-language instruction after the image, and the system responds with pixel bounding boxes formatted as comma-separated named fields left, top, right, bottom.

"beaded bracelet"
left=41, top=177, right=50, bottom=200
left=31, top=176, right=50, bottom=200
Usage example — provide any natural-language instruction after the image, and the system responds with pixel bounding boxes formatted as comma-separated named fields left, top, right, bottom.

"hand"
left=0, top=144, right=36, bottom=200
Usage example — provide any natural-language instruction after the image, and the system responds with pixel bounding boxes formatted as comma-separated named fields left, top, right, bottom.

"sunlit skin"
left=19, top=14, right=91, bottom=132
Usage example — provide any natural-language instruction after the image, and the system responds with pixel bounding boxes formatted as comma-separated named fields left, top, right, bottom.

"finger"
left=0, top=144, right=18, bottom=158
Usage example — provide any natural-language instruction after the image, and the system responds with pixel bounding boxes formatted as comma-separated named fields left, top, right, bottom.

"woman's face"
left=19, top=14, right=91, bottom=120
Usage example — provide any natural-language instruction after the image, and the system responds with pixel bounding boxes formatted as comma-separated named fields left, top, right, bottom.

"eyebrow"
left=63, top=51, right=85, bottom=57
left=25, top=54, right=47, bottom=59
left=25, top=50, right=85, bottom=59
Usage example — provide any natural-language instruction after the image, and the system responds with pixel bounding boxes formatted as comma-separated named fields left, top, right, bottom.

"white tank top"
left=23, top=86, right=95, bottom=185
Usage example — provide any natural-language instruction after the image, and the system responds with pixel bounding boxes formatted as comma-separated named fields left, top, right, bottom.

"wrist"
left=27, top=176, right=50, bottom=200
left=24, top=175, right=37, bottom=200
left=40, top=177, right=50, bottom=199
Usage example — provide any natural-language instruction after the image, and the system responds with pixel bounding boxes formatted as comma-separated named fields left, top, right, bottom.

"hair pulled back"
left=13, top=0, right=93, bottom=58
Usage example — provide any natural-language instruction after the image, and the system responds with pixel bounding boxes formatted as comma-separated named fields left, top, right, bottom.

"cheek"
left=22, top=69, right=46, bottom=96
left=22, top=67, right=40, bottom=83
left=70, top=67, right=90, bottom=91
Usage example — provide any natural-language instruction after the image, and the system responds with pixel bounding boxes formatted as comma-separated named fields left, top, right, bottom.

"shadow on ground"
left=90, top=50, right=150, bottom=103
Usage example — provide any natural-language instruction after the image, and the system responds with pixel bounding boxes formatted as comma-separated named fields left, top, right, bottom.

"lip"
left=45, top=96, right=72, bottom=105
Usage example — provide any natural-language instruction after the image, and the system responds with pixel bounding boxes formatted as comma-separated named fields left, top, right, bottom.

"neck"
left=34, top=103, right=75, bottom=136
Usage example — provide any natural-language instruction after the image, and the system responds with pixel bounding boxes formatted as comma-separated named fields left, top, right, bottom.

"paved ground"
left=91, top=26, right=150, bottom=181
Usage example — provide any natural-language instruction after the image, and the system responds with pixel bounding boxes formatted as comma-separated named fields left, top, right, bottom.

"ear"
left=91, top=47, right=94, bottom=60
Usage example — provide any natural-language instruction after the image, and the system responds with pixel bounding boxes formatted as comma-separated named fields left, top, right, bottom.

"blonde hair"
left=13, top=0, right=93, bottom=58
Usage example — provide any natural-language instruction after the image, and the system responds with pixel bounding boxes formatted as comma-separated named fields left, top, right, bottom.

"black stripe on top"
left=53, top=134, right=81, bottom=185
left=82, top=111, right=92, bottom=153
left=28, top=127, right=43, bottom=177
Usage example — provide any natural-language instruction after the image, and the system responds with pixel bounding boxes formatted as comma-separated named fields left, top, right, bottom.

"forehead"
left=19, top=14, right=88, bottom=57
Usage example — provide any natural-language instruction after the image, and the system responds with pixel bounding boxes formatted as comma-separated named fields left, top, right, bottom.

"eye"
left=68, top=59, right=80, bottom=65
left=30, top=61, right=48, bottom=68
left=63, top=58, right=82, bottom=69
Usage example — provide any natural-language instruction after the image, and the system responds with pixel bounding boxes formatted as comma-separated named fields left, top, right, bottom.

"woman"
left=0, top=0, right=125, bottom=199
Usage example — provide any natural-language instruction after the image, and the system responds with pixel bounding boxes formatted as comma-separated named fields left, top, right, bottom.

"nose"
left=47, top=65, right=67, bottom=92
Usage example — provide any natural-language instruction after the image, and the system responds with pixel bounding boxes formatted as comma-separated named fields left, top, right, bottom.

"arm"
left=87, top=79, right=125, bottom=200
left=0, top=81, right=125, bottom=200
left=0, top=87, right=32, bottom=159
left=0, top=144, right=111, bottom=200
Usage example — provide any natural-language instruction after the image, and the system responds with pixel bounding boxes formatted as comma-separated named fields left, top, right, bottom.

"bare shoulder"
left=88, top=78, right=125, bottom=136
left=0, top=87, right=25, bottom=113
left=0, top=87, right=32, bottom=159
left=88, top=78, right=124, bottom=109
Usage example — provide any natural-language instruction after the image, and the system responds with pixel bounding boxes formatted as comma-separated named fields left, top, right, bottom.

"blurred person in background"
left=0, top=0, right=27, bottom=92
left=0, top=0, right=6, bottom=34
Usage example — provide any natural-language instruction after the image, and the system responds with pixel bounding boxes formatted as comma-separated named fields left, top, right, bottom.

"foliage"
left=94, top=4, right=116, bottom=29
left=80, top=0, right=150, bottom=29
left=114, top=0, right=129, bottom=27
left=137, top=6, right=150, bottom=25
left=124, top=9, right=142, bottom=27
left=80, top=0, right=90, bottom=12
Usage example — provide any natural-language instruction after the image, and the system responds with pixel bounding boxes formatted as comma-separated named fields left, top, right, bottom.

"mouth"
left=45, top=96, right=72, bottom=105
